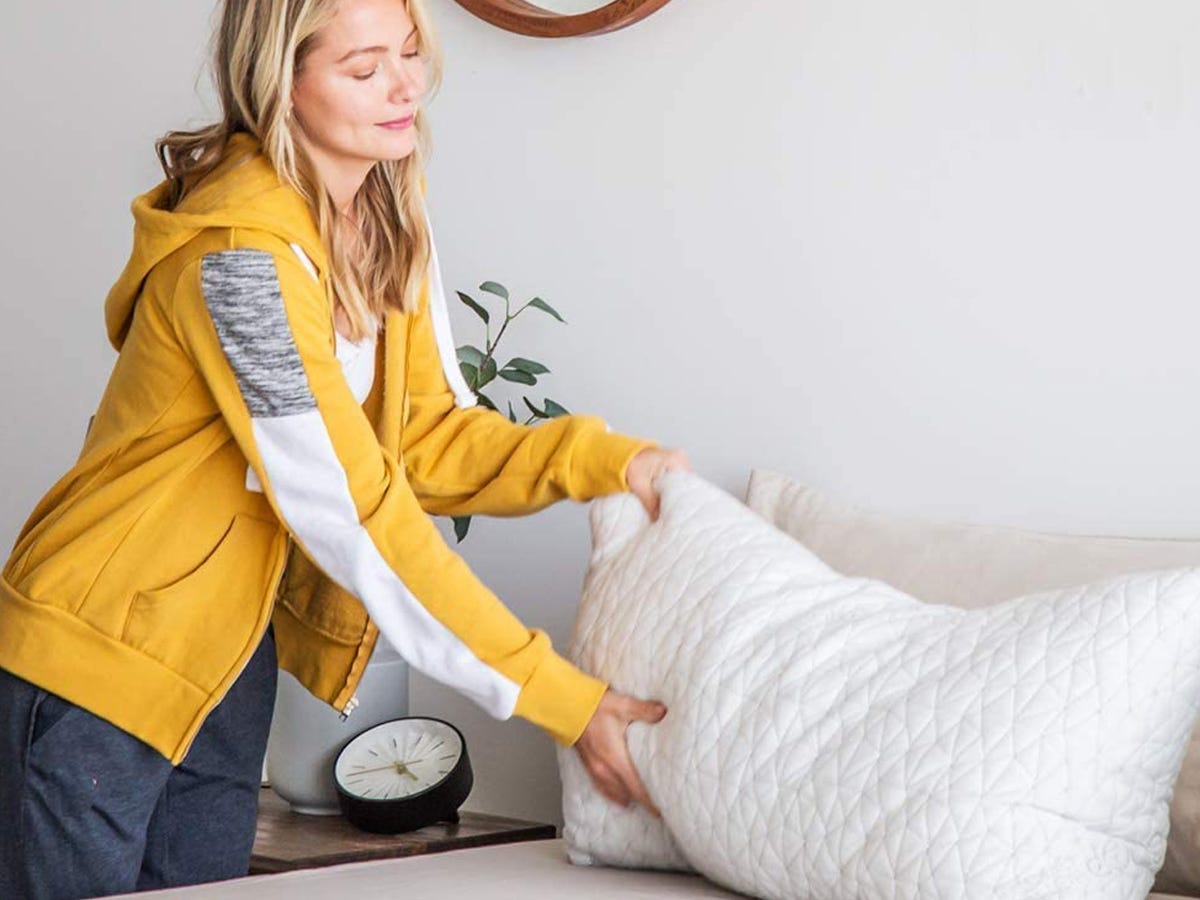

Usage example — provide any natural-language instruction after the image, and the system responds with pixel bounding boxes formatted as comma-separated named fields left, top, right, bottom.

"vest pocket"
left=122, top=513, right=281, bottom=692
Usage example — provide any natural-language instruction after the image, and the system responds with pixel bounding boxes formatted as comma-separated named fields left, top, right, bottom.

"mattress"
left=113, top=836, right=1193, bottom=898
left=115, top=837, right=742, bottom=898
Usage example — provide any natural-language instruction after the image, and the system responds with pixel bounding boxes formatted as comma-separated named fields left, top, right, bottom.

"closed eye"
left=353, top=52, right=422, bottom=80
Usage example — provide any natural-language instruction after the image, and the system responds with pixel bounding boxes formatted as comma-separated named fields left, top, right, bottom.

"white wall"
left=4, top=0, right=1200, bottom=829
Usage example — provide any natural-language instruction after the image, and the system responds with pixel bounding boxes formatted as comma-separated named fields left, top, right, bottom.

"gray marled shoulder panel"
left=199, top=249, right=316, bottom=417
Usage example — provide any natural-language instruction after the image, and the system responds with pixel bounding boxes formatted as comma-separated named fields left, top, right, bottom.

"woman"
left=0, top=0, right=690, bottom=895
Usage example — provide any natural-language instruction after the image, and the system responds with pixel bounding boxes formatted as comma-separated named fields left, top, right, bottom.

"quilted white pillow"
left=744, top=467, right=1200, bottom=897
left=558, top=470, right=1200, bottom=900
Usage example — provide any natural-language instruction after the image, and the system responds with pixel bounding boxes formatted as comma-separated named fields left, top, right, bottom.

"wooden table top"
left=251, top=786, right=559, bottom=874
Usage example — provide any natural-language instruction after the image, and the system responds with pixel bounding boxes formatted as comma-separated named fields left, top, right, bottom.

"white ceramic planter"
left=265, top=641, right=409, bottom=815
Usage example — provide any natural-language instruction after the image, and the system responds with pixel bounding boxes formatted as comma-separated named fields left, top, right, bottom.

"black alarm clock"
left=332, top=716, right=473, bottom=834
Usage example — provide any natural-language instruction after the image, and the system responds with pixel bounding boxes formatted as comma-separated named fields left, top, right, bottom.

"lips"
left=378, top=114, right=415, bottom=127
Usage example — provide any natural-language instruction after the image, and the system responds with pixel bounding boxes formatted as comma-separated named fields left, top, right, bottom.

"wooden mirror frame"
left=450, top=0, right=675, bottom=38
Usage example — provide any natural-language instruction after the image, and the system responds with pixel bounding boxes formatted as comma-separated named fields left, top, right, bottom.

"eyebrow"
left=335, top=26, right=418, bottom=63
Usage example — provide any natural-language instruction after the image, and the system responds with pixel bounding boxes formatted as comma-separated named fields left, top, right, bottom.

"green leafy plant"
left=450, top=280, right=571, bottom=543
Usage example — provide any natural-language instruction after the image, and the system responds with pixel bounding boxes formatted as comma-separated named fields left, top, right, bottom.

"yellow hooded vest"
left=0, top=131, right=658, bottom=765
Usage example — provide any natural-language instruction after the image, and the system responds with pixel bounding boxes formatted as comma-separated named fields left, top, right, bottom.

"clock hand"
left=355, top=753, right=432, bottom=777
left=352, top=760, right=424, bottom=782
left=354, top=762, right=414, bottom=775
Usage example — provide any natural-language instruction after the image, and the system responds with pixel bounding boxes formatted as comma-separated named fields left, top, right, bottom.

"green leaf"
left=527, top=297, right=565, bottom=323
left=452, top=515, right=471, bottom=542
left=457, top=345, right=486, bottom=368
left=507, top=400, right=517, bottom=423
left=459, top=362, right=479, bottom=389
left=504, top=357, right=550, bottom=375
left=476, top=392, right=498, bottom=411
left=523, top=397, right=548, bottom=419
left=543, top=398, right=571, bottom=417
left=479, top=281, right=509, bottom=301
left=456, top=290, right=489, bottom=324
left=499, top=368, right=537, bottom=385
left=476, top=357, right=498, bottom=389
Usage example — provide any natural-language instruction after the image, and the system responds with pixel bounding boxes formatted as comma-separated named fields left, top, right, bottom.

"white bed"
left=114, top=836, right=1196, bottom=898
left=117, top=837, right=745, bottom=898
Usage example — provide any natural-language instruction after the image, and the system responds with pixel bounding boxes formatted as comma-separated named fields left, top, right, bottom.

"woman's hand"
left=574, top=688, right=668, bottom=818
left=625, top=447, right=693, bottom=522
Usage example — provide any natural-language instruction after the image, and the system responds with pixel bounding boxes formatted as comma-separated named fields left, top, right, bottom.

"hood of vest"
left=103, top=131, right=326, bottom=353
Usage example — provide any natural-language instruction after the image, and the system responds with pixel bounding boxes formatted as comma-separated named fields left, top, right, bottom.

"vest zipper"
left=263, top=532, right=359, bottom=720
left=272, top=533, right=292, bottom=610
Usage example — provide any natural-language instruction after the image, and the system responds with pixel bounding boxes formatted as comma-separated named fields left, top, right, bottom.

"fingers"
left=614, top=698, right=667, bottom=817
left=578, top=693, right=670, bottom=817
left=666, top=448, right=692, bottom=472
left=618, top=693, right=666, bottom=726
left=613, top=699, right=667, bottom=818
left=641, top=699, right=668, bottom=723
left=650, top=449, right=693, bottom=488
left=614, top=746, right=660, bottom=818
left=589, top=758, right=633, bottom=808
left=630, top=447, right=694, bottom=521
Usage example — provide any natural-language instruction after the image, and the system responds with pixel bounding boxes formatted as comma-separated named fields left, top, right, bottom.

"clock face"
left=334, top=718, right=463, bottom=802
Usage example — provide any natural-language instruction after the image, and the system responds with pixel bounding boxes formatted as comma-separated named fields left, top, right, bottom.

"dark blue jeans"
left=0, top=623, right=278, bottom=899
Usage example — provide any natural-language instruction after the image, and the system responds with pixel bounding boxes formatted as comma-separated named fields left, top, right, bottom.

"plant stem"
left=478, top=312, right=514, bottom=386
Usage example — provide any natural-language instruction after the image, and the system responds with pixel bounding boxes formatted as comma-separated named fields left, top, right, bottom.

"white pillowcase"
left=558, top=470, right=1200, bottom=900
left=744, top=467, right=1200, bottom=897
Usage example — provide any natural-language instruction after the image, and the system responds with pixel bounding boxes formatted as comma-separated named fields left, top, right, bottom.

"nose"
left=387, top=55, right=424, bottom=104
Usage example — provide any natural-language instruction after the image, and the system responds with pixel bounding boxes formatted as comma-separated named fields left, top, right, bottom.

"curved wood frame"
left=450, top=0, right=674, bottom=38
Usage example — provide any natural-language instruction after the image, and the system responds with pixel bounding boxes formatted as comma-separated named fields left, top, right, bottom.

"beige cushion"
left=744, top=468, right=1200, bottom=898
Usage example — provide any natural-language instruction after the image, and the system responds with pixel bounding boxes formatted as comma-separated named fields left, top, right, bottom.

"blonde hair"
left=155, top=0, right=443, bottom=340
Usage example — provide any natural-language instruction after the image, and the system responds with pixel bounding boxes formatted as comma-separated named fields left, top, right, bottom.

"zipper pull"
left=338, top=694, right=360, bottom=721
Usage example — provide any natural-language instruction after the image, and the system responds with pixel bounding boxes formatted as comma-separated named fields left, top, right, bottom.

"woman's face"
left=291, top=0, right=427, bottom=172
